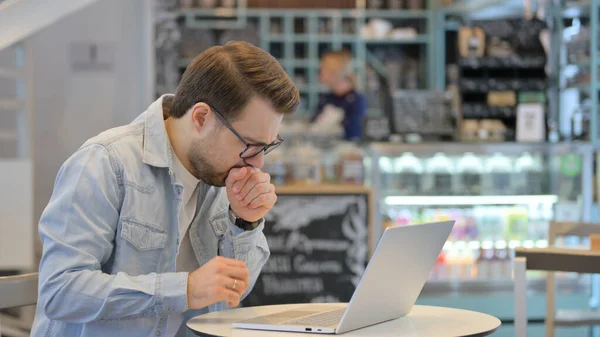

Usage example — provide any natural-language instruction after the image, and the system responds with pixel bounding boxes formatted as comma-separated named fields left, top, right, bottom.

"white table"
left=187, top=303, right=501, bottom=337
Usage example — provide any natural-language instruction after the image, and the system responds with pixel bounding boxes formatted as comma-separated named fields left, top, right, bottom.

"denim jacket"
left=31, top=95, right=270, bottom=337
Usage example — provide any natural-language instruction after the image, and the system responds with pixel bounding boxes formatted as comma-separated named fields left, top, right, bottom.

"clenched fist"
left=226, top=167, right=277, bottom=223
left=187, top=256, right=249, bottom=309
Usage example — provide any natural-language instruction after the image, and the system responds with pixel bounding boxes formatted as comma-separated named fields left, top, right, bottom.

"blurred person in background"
left=31, top=41, right=299, bottom=337
left=312, top=50, right=367, bottom=141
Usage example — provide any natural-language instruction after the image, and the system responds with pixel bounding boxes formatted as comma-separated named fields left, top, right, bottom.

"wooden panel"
left=515, top=247, right=600, bottom=274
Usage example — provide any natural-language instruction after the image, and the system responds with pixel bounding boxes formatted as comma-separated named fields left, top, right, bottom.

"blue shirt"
left=313, top=90, right=367, bottom=141
left=31, top=95, right=270, bottom=337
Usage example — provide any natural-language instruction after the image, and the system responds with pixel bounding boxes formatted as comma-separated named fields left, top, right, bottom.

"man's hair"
left=171, top=41, right=299, bottom=120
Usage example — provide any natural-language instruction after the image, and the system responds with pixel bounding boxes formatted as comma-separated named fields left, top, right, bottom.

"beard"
left=186, top=140, right=229, bottom=187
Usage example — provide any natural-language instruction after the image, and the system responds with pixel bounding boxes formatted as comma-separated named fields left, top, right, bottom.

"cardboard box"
left=488, top=91, right=517, bottom=107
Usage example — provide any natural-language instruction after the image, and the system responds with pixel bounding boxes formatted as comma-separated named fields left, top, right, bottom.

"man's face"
left=188, top=97, right=283, bottom=186
left=319, top=58, right=344, bottom=88
left=319, top=64, right=337, bottom=87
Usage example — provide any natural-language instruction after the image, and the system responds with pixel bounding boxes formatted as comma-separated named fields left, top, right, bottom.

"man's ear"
left=190, top=102, right=211, bottom=132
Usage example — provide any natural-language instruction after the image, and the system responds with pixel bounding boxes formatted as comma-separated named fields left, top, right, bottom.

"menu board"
left=243, top=187, right=371, bottom=307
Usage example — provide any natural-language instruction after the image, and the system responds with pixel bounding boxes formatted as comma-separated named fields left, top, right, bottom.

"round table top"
left=187, top=303, right=501, bottom=337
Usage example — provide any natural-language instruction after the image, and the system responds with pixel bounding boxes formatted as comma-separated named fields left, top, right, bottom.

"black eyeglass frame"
left=201, top=102, right=284, bottom=159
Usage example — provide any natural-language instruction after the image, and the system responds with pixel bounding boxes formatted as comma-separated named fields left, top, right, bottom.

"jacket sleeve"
left=214, top=216, right=269, bottom=311
left=37, top=144, right=188, bottom=323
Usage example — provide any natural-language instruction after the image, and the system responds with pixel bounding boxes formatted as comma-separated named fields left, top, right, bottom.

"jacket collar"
left=142, top=94, right=173, bottom=168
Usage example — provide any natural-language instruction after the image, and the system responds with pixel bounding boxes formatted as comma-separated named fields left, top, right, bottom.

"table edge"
left=186, top=304, right=501, bottom=337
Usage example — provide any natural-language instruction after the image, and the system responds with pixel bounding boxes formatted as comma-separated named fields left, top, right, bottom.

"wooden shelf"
left=363, top=9, right=429, bottom=19
left=275, top=184, right=371, bottom=195
left=363, top=35, right=428, bottom=44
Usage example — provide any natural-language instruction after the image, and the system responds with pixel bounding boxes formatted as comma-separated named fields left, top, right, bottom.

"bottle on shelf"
left=477, top=240, right=495, bottom=279
left=425, top=153, right=454, bottom=195
left=394, top=152, right=423, bottom=195
left=491, top=240, right=509, bottom=279
left=467, top=240, right=481, bottom=280
left=528, top=204, right=550, bottom=241
left=398, top=209, right=415, bottom=226
left=463, top=208, right=479, bottom=240
left=456, top=152, right=484, bottom=195
left=505, top=207, right=529, bottom=241
left=476, top=206, right=505, bottom=242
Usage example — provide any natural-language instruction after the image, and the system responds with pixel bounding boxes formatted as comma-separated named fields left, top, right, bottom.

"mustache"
left=233, top=159, right=254, bottom=169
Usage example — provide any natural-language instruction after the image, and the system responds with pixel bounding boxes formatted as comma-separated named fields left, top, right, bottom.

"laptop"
left=232, top=220, right=455, bottom=334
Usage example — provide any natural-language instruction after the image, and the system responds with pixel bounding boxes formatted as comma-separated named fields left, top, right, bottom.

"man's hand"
left=226, top=167, right=277, bottom=223
left=187, top=256, right=250, bottom=309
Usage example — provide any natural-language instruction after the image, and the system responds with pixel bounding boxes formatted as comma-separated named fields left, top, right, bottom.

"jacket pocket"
left=121, top=219, right=168, bottom=251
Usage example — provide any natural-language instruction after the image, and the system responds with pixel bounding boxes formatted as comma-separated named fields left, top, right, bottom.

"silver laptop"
left=232, top=220, right=454, bottom=334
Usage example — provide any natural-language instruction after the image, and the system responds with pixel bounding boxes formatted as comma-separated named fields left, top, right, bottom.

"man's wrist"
left=229, top=206, right=261, bottom=230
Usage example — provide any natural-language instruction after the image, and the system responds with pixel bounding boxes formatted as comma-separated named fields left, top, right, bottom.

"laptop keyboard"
left=286, top=309, right=346, bottom=327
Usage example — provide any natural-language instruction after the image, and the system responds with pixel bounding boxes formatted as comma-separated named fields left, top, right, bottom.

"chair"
left=514, top=222, right=600, bottom=337
left=0, top=273, right=38, bottom=337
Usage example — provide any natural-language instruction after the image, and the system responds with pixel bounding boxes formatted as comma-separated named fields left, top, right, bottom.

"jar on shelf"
left=199, top=0, right=217, bottom=7
left=484, top=153, right=514, bottom=195
left=379, top=156, right=397, bottom=191
left=335, top=143, right=365, bottom=185
left=394, top=152, right=423, bottom=195
left=289, top=145, right=321, bottom=185
left=367, top=0, right=384, bottom=9
left=407, top=0, right=423, bottom=10
left=321, top=148, right=340, bottom=184
left=263, top=151, right=288, bottom=186
left=425, top=153, right=454, bottom=195
left=389, top=0, right=404, bottom=9
left=221, top=0, right=235, bottom=7
left=180, top=0, right=196, bottom=8
left=456, top=152, right=484, bottom=195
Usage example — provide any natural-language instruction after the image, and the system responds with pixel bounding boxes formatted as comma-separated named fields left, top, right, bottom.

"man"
left=31, top=41, right=299, bottom=337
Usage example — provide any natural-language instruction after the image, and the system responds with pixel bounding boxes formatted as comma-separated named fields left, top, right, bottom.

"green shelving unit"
left=177, top=3, right=437, bottom=117
left=554, top=0, right=600, bottom=145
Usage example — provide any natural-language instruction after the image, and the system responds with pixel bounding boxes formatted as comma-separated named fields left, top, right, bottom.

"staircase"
left=0, top=0, right=101, bottom=51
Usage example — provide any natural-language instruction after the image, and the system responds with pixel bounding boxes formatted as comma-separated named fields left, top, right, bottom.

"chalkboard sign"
left=243, top=187, right=371, bottom=307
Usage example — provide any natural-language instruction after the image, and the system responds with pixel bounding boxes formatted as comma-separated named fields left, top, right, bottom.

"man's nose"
left=244, top=151, right=265, bottom=170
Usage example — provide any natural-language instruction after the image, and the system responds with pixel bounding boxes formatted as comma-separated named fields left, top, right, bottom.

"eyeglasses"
left=207, top=103, right=284, bottom=159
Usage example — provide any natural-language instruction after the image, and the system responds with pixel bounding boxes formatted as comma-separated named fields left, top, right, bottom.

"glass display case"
left=367, top=142, right=595, bottom=285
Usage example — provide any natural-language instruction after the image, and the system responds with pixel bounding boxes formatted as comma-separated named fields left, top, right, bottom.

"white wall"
left=28, top=0, right=153, bottom=228
left=0, top=45, right=18, bottom=158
